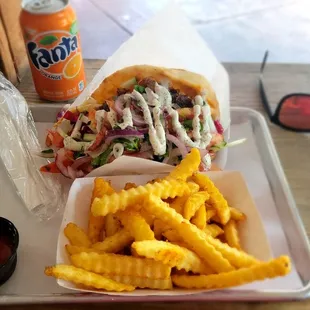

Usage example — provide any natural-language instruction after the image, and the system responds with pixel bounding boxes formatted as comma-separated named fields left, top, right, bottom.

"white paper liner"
left=56, top=171, right=273, bottom=296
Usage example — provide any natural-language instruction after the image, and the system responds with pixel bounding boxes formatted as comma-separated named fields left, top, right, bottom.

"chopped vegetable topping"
left=41, top=149, right=54, bottom=154
left=91, top=146, right=113, bottom=167
left=41, top=78, right=227, bottom=178
left=113, top=137, right=140, bottom=152
left=134, top=85, right=146, bottom=93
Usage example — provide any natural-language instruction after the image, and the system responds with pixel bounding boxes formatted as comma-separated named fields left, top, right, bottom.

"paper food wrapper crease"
left=56, top=171, right=271, bottom=296
left=72, top=1, right=230, bottom=132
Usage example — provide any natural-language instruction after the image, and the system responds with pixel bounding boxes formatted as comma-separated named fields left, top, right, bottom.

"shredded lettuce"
left=210, top=138, right=247, bottom=151
left=74, top=151, right=85, bottom=159
left=134, top=85, right=145, bottom=93
left=210, top=141, right=227, bottom=151
left=113, top=137, right=140, bottom=152
left=183, top=119, right=203, bottom=131
left=41, top=149, right=53, bottom=154
left=91, top=146, right=113, bottom=167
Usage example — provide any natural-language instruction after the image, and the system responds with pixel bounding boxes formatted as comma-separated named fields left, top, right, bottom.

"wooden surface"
left=0, top=0, right=28, bottom=84
left=11, top=60, right=310, bottom=310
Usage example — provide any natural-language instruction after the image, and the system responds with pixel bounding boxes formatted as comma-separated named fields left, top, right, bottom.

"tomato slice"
left=63, top=110, right=78, bottom=122
left=40, top=162, right=60, bottom=173
left=46, top=130, right=64, bottom=148
left=63, top=150, right=74, bottom=167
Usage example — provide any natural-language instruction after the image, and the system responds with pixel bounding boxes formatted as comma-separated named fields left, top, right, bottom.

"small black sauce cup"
left=0, top=217, right=19, bottom=286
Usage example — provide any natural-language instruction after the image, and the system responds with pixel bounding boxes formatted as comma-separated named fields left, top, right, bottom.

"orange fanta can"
left=20, top=0, right=86, bottom=101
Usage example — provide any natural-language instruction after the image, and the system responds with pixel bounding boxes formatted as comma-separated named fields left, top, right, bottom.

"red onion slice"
left=126, top=150, right=153, bottom=160
left=163, top=142, right=172, bottom=164
left=166, top=133, right=188, bottom=159
left=67, top=166, right=77, bottom=179
left=105, top=128, right=144, bottom=145
left=76, top=170, right=85, bottom=178
left=114, top=96, right=125, bottom=116
left=71, top=156, right=92, bottom=170
left=131, top=109, right=146, bottom=126
left=55, top=148, right=70, bottom=178
left=137, top=127, right=149, bottom=134
left=214, top=119, right=224, bottom=134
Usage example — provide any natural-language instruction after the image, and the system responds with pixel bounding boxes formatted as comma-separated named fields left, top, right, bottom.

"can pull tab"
left=31, top=0, right=52, bottom=10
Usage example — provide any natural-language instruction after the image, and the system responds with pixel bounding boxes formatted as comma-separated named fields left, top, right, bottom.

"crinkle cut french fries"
left=45, top=148, right=291, bottom=293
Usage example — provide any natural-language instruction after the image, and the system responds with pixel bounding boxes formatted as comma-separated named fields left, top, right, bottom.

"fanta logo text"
left=27, top=36, right=78, bottom=71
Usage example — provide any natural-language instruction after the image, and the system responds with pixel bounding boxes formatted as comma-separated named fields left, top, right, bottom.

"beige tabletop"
left=12, top=60, right=310, bottom=310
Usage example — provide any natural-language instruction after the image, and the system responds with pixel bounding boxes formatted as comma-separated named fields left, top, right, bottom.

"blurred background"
left=71, top=0, right=310, bottom=63
left=1, top=0, right=310, bottom=85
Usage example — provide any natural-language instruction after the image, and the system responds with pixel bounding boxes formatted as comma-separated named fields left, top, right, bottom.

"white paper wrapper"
left=67, top=0, right=230, bottom=170
left=72, top=2, right=230, bottom=129
left=56, top=171, right=273, bottom=296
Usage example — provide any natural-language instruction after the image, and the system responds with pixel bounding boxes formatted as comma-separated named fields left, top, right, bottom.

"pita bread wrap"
left=43, top=65, right=226, bottom=179
left=73, top=65, right=220, bottom=120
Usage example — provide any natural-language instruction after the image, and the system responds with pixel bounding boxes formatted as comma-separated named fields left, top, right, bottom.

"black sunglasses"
left=259, top=51, right=310, bottom=132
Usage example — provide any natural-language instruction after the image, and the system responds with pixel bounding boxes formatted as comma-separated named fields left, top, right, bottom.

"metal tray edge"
left=1, top=106, right=309, bottom=304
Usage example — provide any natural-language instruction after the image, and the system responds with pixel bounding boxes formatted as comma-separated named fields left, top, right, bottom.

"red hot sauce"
left=0, top=236, right=12, bottom=265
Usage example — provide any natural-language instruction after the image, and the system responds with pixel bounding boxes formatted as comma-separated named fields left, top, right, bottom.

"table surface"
left=11, top=60, right=310, bottom=310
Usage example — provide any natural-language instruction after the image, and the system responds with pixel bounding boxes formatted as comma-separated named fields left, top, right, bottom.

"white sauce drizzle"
left=154, top=84, right=213, bottom=150
left=107, top=109, right=117, bottom=128
left=92, top=83, right=217, bottom=159
left=113, top=143, right=124, bottom=158
left=95, top=110, right=106, bottom=132
left=132, top=90, right=166, bottom=155
left=118, top=107, right=133, bottom=129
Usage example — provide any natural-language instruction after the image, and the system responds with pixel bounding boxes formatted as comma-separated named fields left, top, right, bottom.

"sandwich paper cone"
left=56, top=171, right=272, bottom=296
left=71, top=1, right=230, bottom=132
left=66, top=1, right=230, bottom=173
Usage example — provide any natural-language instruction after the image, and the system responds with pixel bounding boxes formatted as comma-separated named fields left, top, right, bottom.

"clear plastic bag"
left=0, top=73, right=63, bottom=221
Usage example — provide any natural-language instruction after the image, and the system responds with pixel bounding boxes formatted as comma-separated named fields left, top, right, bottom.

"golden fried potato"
left=230, top=207, right=246, bottom=221
left=205, top=208, right=217, bottom=223
left=132, top=240, right=213, bottom=275
left=187, top=182, right=200, bottom=194
left=143, top=194, right=234, bottom=273
left=45, top=264, right=135, bottom=291
left=140, top=208, right=155, bottom=226
left=192, top=173, right=230, bottom=225
left=183, top=191, right=210, bottom=220
left=169, top=195, right=188, bottom=214
left=147, top=178, right=162, bottom=185
left=162, top=229, right=183, bottom=243
left=172, top=256, right=291, bottom=289
left=118, top=210, right=154, bottom=241
left=71, top=252, right=171, bottom=279
left=153, top=219, right=169, bottom=240
left=224, top=219, right=241, bottom=250
left=106, top=274, right=172, bottom=290
left=65, top=244, right=102, bottom=256
left=206, top=236, right=258, bottom=268
left=167, top=148, right=200, bottom=181
left=124, top=182, right=138, bottom=190
left=191, top=205, right=207, bottom=230
left=204, top=224, right=224, bottom=238
left=91, top=179, right=190, bottom=217
left=132, top=240, right=183, bottom=268
left=92, top=229, right=133, bottom=253
left=88, top=178, right=115, bottom=244
left=104, top=214, right=121, bottom=237
left=64, top=223, right=91, bottom=248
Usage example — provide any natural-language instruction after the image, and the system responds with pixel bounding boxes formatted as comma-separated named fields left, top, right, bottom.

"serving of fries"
left=45, top=148, right=291, bottom=294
